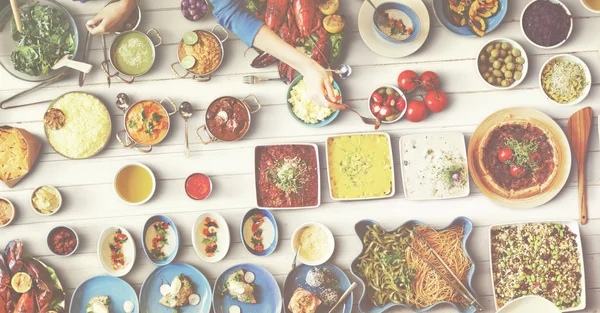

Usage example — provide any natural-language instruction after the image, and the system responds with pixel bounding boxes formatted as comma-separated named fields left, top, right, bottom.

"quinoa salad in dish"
left=490, top=222, right=583, bottom=310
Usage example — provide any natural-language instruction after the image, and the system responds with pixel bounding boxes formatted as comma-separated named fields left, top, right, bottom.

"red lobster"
left=5, top=239, right=24, bottom=276
left=0, top=256, right=14, bottom=313
left=13, top=291, right=34, bottom=313
left=24, top=259, right=54, bottom=313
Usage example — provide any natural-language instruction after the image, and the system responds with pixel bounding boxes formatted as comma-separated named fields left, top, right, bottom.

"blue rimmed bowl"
left=373, top=3, right=421, bottom=43
left=240, top=208, right=278, bottom=256
left=70, top=275, right=139, bottom=313
left=350, top=217, right=477, bottom=313
left=287, top=75, right=341, bottom=127
left=142, top=215, right=179, bottom=265
left=433, top=0, right=507, bottom=37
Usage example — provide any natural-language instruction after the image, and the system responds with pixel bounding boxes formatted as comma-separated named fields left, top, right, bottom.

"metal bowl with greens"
left=0, top=0, right=78, bottom=82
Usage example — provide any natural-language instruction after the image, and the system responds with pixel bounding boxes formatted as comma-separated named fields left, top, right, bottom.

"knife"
left=79, top=31, right=92, bottom=87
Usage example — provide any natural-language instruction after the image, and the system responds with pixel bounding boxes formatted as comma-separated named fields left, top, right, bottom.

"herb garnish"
left=128, top=120, right=136, bottom=128
left=152, top=113, right=163, bottom=123
left=503, top=137, right=540, bottom=171
left=265, top=157, right=308, bottom=194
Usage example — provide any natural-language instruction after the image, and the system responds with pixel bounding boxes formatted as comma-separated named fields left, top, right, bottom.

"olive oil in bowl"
left=114, top=163, right=155, bottom=205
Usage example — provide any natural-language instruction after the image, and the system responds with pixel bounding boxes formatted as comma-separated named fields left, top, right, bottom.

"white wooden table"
left=1, top=0, right=600, bottom=312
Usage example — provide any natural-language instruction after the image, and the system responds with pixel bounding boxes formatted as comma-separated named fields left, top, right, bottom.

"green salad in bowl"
left=0, top=0, right=78, bottom=82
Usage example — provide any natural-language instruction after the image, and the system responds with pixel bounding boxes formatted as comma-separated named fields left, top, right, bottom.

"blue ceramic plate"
left=142, top=215, right=179, bottom=265
left=373, top=3, right=421, bottom=43
left=139, top=263, right=212, bottom=313
left=240, top=208, right=278, bottom=256
left=213, top=263, right=282, bottom=313
left=286, top=75, right=341, bottom=127
left=70, top=276, right=139, bottom=313
left=432, top=0, right=507, bottom=37
left=283, top=263, right=353, bottom=313
left=350, top=217, right=476, bottom=313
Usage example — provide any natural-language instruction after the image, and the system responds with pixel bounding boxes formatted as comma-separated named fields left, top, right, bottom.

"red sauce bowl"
left=185, top=173, right=212, bottom=200
left=47, top=226, right=79, bottom=257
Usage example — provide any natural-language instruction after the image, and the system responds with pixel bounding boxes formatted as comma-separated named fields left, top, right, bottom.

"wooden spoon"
left=10, top=0, right=22, bottom=33
left=51, top=55, right=93, bottom=73
left=566, top=107, right=593, bottom=225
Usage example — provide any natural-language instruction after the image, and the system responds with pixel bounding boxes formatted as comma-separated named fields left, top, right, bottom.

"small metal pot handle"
left=116, top=130, right=133, bottom=148
left=195, top=125, right=216, bottom=144
left=212, top=24, right=229, bottom=43
left=171, top=62, right=191, bottom=79
left=242, top=94, right=262, bottom=114
left=147, top=28, right=163, bottom=47
left=193, top=74, right=211, bottom=82
left=102, top=61, right=135, bottom=84
left=132, top=143, right=153, bottom=153
left=159, top=97, right=178, bottom=116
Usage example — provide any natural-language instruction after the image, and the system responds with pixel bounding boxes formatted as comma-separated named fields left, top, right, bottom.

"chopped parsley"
left=128, top=120, right=136, bottom=128
left=265, top=157, right=308, bottom=194
left=504, top=137, right=540, bottom=171
left=152, top=113, right=163, bottom=123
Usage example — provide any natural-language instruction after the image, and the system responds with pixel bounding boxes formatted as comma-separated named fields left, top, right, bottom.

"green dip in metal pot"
left=113, top=32, right=154, bottom=76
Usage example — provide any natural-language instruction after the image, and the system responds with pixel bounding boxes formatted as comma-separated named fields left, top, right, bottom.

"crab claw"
left=5, top=240, right=23, bottom=275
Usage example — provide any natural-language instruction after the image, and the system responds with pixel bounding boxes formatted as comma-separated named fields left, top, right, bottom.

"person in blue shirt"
left=87, top=0, right=337, bottom=108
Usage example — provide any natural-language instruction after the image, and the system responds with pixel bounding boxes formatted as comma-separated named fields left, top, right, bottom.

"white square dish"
left=399, top=132, right=469, bottom=200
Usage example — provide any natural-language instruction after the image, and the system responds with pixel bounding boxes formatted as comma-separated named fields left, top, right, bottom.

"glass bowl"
left=0, top=0, right=79, bottom=82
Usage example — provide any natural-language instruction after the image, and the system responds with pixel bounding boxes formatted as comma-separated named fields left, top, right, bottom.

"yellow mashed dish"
left=327, top=134, right=394, bottom=199
left=45, top=92, right=111, bottom=159
left=294, top=225, right=329, bottom=262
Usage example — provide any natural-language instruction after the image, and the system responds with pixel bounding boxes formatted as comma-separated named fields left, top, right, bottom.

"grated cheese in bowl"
left=541, top=56, right=590, bottom=105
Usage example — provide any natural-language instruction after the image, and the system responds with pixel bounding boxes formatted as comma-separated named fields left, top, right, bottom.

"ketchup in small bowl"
left=185, top=173, right=212, bottom=200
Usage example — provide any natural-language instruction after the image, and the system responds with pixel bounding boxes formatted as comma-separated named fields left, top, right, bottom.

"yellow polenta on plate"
left=326, top=133, right=395, bottom=200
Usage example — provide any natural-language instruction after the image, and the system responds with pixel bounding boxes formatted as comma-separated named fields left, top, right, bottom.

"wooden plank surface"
left=1, top=0, right=600, bottom=312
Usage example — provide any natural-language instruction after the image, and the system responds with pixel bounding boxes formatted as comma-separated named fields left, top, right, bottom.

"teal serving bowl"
left=286, top=75, right=341, bottom=127
left=350, top=217, right=477, bottom=313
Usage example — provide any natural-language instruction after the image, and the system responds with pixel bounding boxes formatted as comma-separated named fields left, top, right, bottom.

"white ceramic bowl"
left=497, top=296, right=561, bottom=313
left=539, top=54, right=592, bottom=106
left=192, top=212, right=230, bottom=263
left=0, top=197, right=15, bottom=228
left=291, top=222, right=335, bottom=266
left=97, top=226, right=136, bottom=277
left=113, top=162, right=156, bottom=205
left=47, top=226, right=79, bottom=257
left=580, top=0, right=600, bottom=13
left=476, top=38, right=528, bottom=90
left=30, top=185, right=62, bottom=216
left=521, top=0, right=573, bottom=49
left=367, top=85, right=407, bottom=123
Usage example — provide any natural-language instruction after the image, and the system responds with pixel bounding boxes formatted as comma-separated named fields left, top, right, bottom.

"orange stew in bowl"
left=125, top=100, right=169, bottom=145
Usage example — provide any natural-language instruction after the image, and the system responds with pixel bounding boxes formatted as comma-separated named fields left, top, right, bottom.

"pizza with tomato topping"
left=476, top=121, right=559, bottom=199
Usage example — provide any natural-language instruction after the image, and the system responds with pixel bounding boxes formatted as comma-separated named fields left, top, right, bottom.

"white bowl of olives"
left=476, top=38, right=528, bottom=90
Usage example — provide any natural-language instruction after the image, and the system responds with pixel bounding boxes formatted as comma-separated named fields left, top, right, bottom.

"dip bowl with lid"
left=291, top=222, right=335, bottom=266
left=102, top=28, right=163, bottom=84
left=171, top=25, right=228, bottom=82
left=116, top=93, right=178, bottom=153
left=196, top=95, right=261, bottom=144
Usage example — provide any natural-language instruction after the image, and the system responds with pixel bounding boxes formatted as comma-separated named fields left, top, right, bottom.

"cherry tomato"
left=406, top=100, right=427, bottom=122
left=378, top=105, right=391, bottom=118
left=396, top=97, right=406, bottom=112
left=397, top=70, right=419, bottom=92
left=371, top=92, right=383, bottom=104
left=421, top=71, right=440, bottom=91
left=385, top=95, right=396, bottom=107
left=510, top=165, right=525, bottom=178
left=497, top=148, right=514, bottom=163
left=530, top=152, right=542, bottom=163
left=424, top=90, right=448, bottom=113
left=371, top=103, right=382, bottom=115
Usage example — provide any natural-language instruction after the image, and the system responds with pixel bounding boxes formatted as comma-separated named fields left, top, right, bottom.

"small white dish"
left=113, top=162, right=156, bottom=206
left=521, top=0, right=573, bottom=49
left=0, top=197, right=15, bottom=228
left=291, top=222, right=335, bottom=266
left=358, top=0, right=430, bottom=58
left=539, top=54, right=592, bottom=106
left=97, top=226, right=136, bottom=277
left=476, top=38, right=529, bottom=90
left=192, top=212, right=230, bottom=263
left=30, top=185, right=62, bottom=216
left=496, top=296, right=561, bottom=313
left=399, top=132, right=470, bottom=200
left=580, top=0, right=600, bottom=13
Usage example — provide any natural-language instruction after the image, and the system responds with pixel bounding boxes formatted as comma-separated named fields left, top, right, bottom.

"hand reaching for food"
left=86, top=0, right=138, bottom=35
left=299, top=60, right=339, bottom=108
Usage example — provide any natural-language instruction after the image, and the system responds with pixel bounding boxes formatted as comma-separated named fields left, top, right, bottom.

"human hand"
left=299, top=60, right=338, bottom=108
left=86, top=0, right=137, bottom=35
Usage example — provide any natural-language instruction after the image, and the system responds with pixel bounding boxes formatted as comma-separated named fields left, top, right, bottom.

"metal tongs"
left=0, top=72, right=66, bottom=109
left=408, top=225, right=484, bottom=312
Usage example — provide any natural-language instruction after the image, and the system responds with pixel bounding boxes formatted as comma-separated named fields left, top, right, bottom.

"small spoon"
left=179, top=101, right=193, bottom=158
left=326, top=64, right=352, bottom=79
left=328, top=282, right=357, bottom=313
left=292, top=244, right=301, bottom=269
left=52, top=55, right=92, bottom=73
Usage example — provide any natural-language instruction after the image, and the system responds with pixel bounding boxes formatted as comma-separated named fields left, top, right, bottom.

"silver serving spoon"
left=292, top=244, right=301, bottom=269
left=327, top=64, right=352, bottom=79
left=328, top=282, right=357, bottom=313
left=179, top=101, right=193, bottom=157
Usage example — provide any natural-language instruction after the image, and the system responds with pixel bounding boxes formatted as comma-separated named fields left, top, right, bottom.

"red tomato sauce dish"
left=185, top=173, right=212, bottom=200
left=47, top=226, right=78, bottom=256
left=254, top=144, right=320, bottom=209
